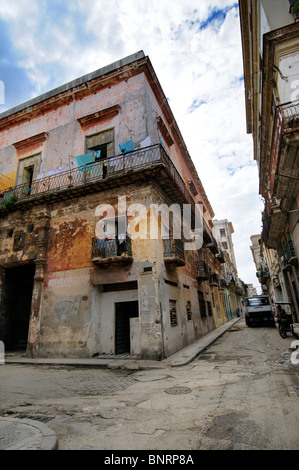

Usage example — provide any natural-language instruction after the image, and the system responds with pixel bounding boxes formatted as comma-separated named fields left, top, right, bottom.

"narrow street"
left=0, top=319, right=298, bottom=450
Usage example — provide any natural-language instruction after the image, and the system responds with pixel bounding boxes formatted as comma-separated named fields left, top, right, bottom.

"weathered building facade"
left=239, top=0, right=299, bottom=322
left=214, top=219, right=244, bottom=319
left=0, top=52, right=230, bottom=359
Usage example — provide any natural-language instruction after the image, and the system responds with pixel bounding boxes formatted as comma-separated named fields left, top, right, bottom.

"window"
left=220, top=228, right=226, bottom=237
left=85, top=129, right=114, bottom=160
left=186, top=301, right=192, bottom=321
left=169, top=300, right=178, bottom=326
left=16, top=153, right=41, bottom=187
left=222, top=241, right=228, bottom=250
left=246, top=297, right=270, bottom=307
left=207, top=301, right=213, bottom=316
left=102, top=281, right=138, bottom=292
left=198, top=291, right=207, bottom=318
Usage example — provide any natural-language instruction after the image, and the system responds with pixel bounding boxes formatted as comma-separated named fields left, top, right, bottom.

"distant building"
left=246, top=284, right=258, bottom=297
left=214, top=220, right=237, bottom=268
left=214, top=219, right=244, bottom=319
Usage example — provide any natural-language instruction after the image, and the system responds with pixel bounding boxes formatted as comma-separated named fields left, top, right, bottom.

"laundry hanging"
left=119, top=139, right=134, bottom=154
left=76, top=153, right=94, bottom=169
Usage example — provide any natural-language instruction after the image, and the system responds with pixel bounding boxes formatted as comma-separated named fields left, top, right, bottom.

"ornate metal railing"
left=205, top=235, right=219, bottom=254
left=0, top=144, right=195, bottom=205
left=195, top=260, right=210, bottom=280
left=209, top=272, right=219, bottom=287
left=270, top=100, right=299, bottom=193
left=163, top=238, right=185, bottom=263
left=283, top=240, right=296, bottom=266
left=91, top=236, right=132, bottom=260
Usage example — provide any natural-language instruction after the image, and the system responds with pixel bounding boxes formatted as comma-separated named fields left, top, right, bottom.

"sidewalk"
left=4, top=317, right=241, bottom=370
left=0, top=317, right=240, bottom=450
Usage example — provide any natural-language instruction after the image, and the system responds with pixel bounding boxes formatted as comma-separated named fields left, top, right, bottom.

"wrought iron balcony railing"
left=270, top=100, right=299, bottom=193
left=257, top=265, right=270, bottom=283
left=0, top=144, right=196, bottom=211
left=91, top=236, right=132, bottom=264
left=220, top=279, right=228, bottom=289
left=205, top=236, right=219, bottom=254
left=216, top=249, right=225, bottom=263
left=283, top=240, right=297, bottom=267
left=209, top=272, right=219, bottom=287
left=163, top=238, right=185, bottom=266
left=195, top=260, right=210, bottom=281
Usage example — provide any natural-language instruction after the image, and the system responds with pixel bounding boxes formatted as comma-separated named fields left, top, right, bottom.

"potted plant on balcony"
left=291, top=1, right=299, bottom=20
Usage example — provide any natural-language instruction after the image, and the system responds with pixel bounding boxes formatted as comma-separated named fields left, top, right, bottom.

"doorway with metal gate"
left=0, top=264, right=35, bottom=351
left=115, top=301, right=139, bottom=354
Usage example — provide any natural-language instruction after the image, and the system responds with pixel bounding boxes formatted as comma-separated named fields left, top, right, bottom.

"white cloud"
left=0, top=0, right=261, bottom=288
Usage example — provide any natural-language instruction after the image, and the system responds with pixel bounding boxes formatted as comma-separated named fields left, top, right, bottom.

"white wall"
left=89, top=287, right=139, bottom=355
left=277, top=52, right=299, bottom=104
left=261, top=0, right=294, bottom=31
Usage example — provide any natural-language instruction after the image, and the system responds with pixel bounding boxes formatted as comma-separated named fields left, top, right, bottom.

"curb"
left=170, top=317, right=241, bottom=367
left=3, top=318, right=242, bottom=370
left=0, top=417, right=58, bottom=450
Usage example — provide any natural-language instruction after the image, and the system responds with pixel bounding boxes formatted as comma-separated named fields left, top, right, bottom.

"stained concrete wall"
left=0, top=54, right=222, bottom=359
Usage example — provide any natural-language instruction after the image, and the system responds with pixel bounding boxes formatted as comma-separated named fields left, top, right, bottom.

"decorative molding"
left=156, top=116, right=174, bottom=147
left=13, top=132, right=48, bottom=154
left=77, top=105, right=121, bottom=130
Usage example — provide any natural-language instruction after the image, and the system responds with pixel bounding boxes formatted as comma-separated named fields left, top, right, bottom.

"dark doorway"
left=115, top=301, right=139, bottom=354
left=0, top=264, right=35, bottom=351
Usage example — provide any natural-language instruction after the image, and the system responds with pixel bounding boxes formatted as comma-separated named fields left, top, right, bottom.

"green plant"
left=291, top=1, right=299, bottom=18
left=0, top=193, right=15, bottom=210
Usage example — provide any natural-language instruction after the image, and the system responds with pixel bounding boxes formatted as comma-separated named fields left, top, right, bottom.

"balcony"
left=257, top=265, right=270, bottom=284
left=209, top=272, right=219, bottom=287
left=216, top=249, right=225, bottom=263
left=195, top=260, right=210, bottom=281
left=270, top=100, right=299, bottom=196
left=262, top=195, right=288, bottom=249
left=205, top=236, right=219, bottom=255
left=219, top=279, right=228, bottom=290
left=0, top=144, right=196, bottom=214
left=163, top=238, right=185, bottom=267
left=283, top=240, right=297, bottom=268
left=91, top=236, right=133, bottom=265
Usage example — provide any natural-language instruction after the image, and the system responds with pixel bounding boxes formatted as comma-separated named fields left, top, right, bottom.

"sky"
left=0, top=0, right=264, bottom=292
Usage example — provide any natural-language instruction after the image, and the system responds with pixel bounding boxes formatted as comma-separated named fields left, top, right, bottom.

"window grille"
left=207, top=301, right=213, bottom=317
left=186, top=301, right=192, bottom=321
left=102, top=281, right=138, bottom=292
left=198, top=291, right=207, bottom=318
left=169, top=299, right=178, bottom=326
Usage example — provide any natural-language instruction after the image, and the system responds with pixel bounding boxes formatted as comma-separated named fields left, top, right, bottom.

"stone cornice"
left=77, top=105, right=121, bottom=131
left=13, top=132, right=48, bottom=153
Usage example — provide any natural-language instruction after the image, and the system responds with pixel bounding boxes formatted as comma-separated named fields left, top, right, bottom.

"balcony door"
left=16, top=153, right=41, bottom=188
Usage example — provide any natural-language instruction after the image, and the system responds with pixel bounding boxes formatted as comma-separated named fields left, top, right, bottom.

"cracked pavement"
left=1, top=320, right=298, bottom=450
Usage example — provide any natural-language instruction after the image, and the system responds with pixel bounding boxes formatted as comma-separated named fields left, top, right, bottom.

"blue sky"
left=0, top=0, right=263, bottom=290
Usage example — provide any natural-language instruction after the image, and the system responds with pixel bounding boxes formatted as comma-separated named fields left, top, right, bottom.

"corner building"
left=0, top=52, right=225, bottom=359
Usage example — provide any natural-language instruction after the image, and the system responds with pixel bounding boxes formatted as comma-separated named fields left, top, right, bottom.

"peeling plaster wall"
left=39, top=268, right=92, bottom=357
left=0, top=55, right=223, bottom=359
left=0, top=73, right=149, bottom=177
